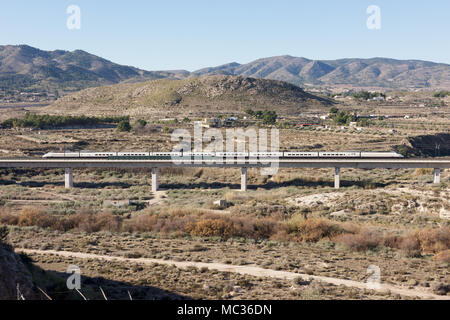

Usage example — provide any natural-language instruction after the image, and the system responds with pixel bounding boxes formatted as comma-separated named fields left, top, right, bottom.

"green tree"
left=245, top=109, right=255, bottom=117
left=331, top=111, right=357, bottom=125
left=358, top=118, right=371, bottom=127
left=117, top=120, right=131, bottom=132
left=262, top=110, right=277, bottom=125
left=433, top=90, right=450, bottom=98
left=135, top=119, right=147, bottom=127
left=255, top=110, right=263, bottom=119
left=329, top=106, right=339, bottom=114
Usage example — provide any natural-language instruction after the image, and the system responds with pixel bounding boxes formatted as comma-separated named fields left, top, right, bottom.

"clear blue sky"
left=1, top=0, right=449, bottom=71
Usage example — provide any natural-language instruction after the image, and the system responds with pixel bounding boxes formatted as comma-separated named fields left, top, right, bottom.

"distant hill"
left=44, top=75, right=332, bottom=117
left=1, top=45, right=449, bottom=99
left=191, top=55, right=450, bottom=90
left=0, top=45, right=188, bottom=96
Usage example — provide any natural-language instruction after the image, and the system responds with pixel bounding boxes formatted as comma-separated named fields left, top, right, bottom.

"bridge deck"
left=0, top=158, right=449, bottom=169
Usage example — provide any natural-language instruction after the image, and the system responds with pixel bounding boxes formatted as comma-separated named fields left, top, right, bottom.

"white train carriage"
left=318, top=151, right=361, bottom=158
left=43, top=151, right=116, bottom=158
left=283, top=152, right=319, bottom=158
left=166, top=152, right=183, bottom=157
left=182, top=152, right=215, bottom=157
left=249, top=152, right=283, bottom=158
left=216, top=152, right=249, bottom=158
left=116, top=152, right=148, bottom=157
left=151, top=152, right=180, bottom=157
left=43, top=150, right=404, bottom=159
left=360, top=151, right=403, bottom=158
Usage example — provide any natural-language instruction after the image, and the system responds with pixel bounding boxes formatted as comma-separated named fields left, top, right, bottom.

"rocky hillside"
left=0, top=45, right=188, bottom=96
left=44, top=75, right=332, bottom=117
left=0, top=245, right=37, bottom=300
left=191, top=55, right=450, bottom=90
left=396, top=133, right=450, bottom=157
left=2, top=45, right=449, bottom=99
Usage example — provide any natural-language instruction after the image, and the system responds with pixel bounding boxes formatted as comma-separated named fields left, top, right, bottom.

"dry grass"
left=414, top=227, right=450, bottom=253
left=285, top=216, right=349, bottom=242
left=414, top=168, right=434, bottom=175
left=1, top=205, right=449, bottom=259
left=433, top=249, right=450, bottom=263
left=186, top=219, right=233, bottom=238
left=18, top=207, right=57, bottom=229
left=224, top=189, right=289, bottom=203
left=337, top=230, right=383, bottom=252
left=14, top=207, right=121, bottom=233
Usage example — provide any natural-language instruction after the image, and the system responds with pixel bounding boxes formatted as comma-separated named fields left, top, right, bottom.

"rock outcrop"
left=0, top=245, right=37, bottom=300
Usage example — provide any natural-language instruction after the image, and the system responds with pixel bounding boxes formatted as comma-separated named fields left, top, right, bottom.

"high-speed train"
left=43, top=151, right=404, bottom=159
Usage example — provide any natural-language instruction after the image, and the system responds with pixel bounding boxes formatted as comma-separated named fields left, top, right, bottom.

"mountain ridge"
left=1, top=45, right=449, bottom=99
left=0, top=44, right=189, bottom=97
left=191, top=55, right=450, bottom=89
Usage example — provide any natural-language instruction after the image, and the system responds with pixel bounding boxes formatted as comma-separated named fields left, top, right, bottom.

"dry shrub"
left=18, top=207, right=56, bottom=229
left=382, top=227, right=449, bottom=257
left=414, top=168, right=434, bottom=176
left=248, top=217, right=279, bottom=239
left=228, top=216, right=278, bottom=239
left=89, top=212, right=121, bottom=232
left=123, top=212, right=198, bottom=235
left=270, top=229, right=291, bottom=242
left=337, top=229, right=382, bottom=252
left=168, top=207, right=202, bottom=217
left=340, top=222, right=361, bottom=234
left=53, top=216, right=79, bottom=232
left=187, top=219, right=233, bottom=239
left=434, top=249, right=450, bottom=263
left=123, top=214, right=158, bottom=233
left=399, top=235, right=421, bottom=257
left=285, top=216, right=344, bottom=242
left=68, top=212, right=120, bottom=233
left=414, top=226, right=450, bottom=253
left=159, top=215, right=197, bottom=235
left=0, top=209, right=19, bottom=225
left=382, top=234, right=402, bottom=248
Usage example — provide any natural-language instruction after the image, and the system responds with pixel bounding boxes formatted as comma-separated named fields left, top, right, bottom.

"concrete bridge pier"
left=152, top=167, right=159, bottom=192
left=434, top=168, right=441, bottom=184
left=65, top=168, right=73, bottom=189
left=334, top=167, right=340, bottom=189
left=241, top=167, right=247, bottom=191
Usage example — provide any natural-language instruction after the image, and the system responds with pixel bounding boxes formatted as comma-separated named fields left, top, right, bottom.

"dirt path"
left=17, top=248, right=448, bottom=300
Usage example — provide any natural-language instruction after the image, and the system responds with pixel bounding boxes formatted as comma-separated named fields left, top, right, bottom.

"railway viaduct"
left=0, top=158, right=448, bottom=191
